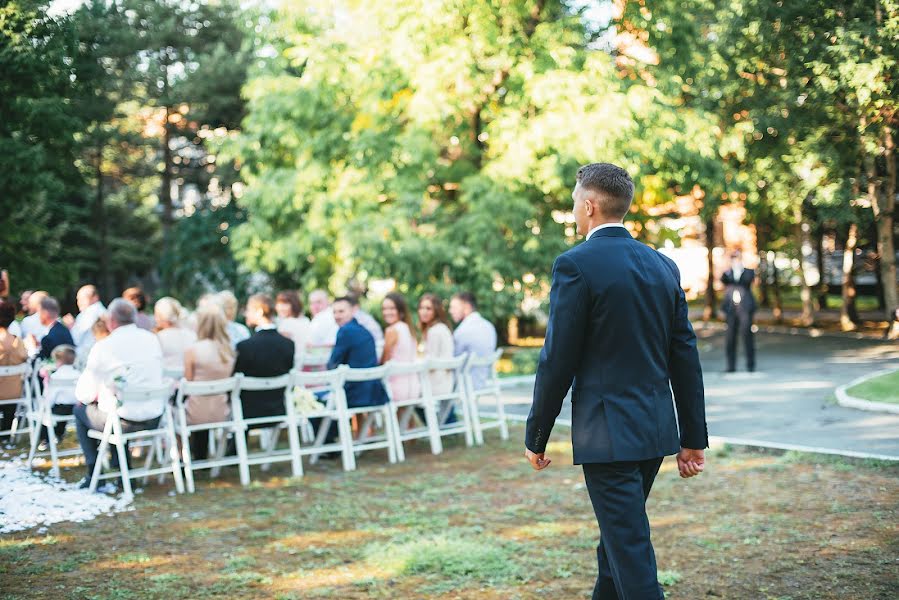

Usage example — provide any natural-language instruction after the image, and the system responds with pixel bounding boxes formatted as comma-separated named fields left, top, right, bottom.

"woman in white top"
left=275, top=290, right=311, bottom=368
left=154, top=297, right=196, bottom=372
left=381, top=292, right=420, bottom=402
left=418, top=293, right=455, bottom=396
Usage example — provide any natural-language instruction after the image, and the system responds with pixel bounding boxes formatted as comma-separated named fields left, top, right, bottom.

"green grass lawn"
left=847, top=370, right=899, bottom=405
left=2, top=427, right=898, bottom=599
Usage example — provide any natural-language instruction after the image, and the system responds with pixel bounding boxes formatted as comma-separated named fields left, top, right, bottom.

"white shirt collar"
left=586, top=222, right=627, bottom=241
left=255, top=323, right=277, bottom=331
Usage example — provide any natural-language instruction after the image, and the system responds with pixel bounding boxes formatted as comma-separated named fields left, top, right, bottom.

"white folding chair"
left=26, top=377, right=81, bottom=477
left=341, top=365, right=399, bottom=465
left=290, top=367, right=356, bottom=471
left=463, top=349, right=509, bottom=444
left=174, top=376, right=249, bottom=493
left=423, top=353, right=475, bottom=448
left=385, top=361, right=440, bottom=459
left=88, top=385, right=185, bottom=500
left=0, top=363, right=32, bottom=443
left=232, top=374, right=303, bottom=480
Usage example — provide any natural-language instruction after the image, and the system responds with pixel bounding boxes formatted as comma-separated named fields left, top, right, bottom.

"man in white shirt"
left=449, top=291, right=498, bottom=390
left=348, top=294, right=384, bottom=345
left=63, top=285, right=106, bottom=354
left=73, top=298, right=165, bottom=488
left=307, top=289, right=339, bottom=346
left=19, top=290, right=49, bottom=349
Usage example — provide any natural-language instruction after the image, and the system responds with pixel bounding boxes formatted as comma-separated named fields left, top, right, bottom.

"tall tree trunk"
left=756, top=212, right=770, bottom=307
left=794, top=205, right=815, bottom=326
left=772, top=260, right=784, bottom=323
left=815, top=227, right=828, bottom=310
left=159, top=106, right=174, bottom=286
left=866, top=131, right=897, bottom=328
left=840, top=222, right=859, bottom=331
left=94, top=139, right=113, bottom=299
left=703, top=211, right=717, bottom=320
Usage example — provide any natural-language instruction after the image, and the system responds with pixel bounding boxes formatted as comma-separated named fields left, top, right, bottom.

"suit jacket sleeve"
left=525, top=254, right=588, bottom=454
left=668, top=264, right=709, bottom=449
left=327, top=329, right=349, bottom=370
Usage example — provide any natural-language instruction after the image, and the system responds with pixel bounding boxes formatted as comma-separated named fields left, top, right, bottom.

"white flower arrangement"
left=292, top=386, right=326, bottom=415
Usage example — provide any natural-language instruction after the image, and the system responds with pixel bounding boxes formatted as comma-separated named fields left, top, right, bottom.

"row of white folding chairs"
left=172, top=350, right=508, bottom=493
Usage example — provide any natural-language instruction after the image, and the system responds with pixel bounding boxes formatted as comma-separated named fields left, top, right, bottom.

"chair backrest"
left=465, top=349, right=503, bottom=369
left=425, top=353, right=468, bottom=372
left=383, top=360, right=428, bottom=377
left=0, top=363, right=28, bottom=377
left=239, top=373, right=291, bottom=391
left=343, top=364, right=391, bottom=382
left=118, top=384, right=172, bottom=420
left=290, top=367, right=346, bottom=388
left=178, top=376, right=240, bottom=397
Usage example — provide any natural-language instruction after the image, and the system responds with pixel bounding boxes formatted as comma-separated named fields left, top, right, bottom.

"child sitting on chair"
left=38, top=344, right=80, bottom=446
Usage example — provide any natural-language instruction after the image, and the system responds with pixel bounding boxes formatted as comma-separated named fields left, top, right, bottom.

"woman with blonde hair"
left=183, top=305, right=237, bottom=459
left=154, top=297, right=197, bottom=371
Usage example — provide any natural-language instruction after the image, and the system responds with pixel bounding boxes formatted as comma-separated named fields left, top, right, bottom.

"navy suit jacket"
left=39, top=321, right=74, bottom=360
left=526, top=227, right=708, bottom=464
left=721, top=268, right=757, bottom=315
left=328, top=318, right=388, bottom=408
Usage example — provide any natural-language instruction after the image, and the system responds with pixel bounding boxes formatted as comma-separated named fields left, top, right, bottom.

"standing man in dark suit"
left=525, top=163, right=708, bottom=600
left=233, top=294, right=295, bottom=420
left=721, top=251, right=757, bottom=372
left=328, top=297, right=388, bottom=408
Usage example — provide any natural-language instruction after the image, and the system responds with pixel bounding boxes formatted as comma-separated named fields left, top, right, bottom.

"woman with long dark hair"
left=381, top=292, right=420, bottom=402
left=418, top=293, right=454, bottom=395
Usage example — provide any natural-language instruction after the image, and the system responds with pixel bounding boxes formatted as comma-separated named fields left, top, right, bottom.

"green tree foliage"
left=229, top=0, right=670, bottom=322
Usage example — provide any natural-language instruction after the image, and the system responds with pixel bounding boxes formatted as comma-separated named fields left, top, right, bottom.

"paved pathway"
left=495, top=328, right=899, bottom=459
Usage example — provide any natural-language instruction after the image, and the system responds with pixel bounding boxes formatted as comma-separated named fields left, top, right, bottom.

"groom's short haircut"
left=576, top=163, right=634, bottom=219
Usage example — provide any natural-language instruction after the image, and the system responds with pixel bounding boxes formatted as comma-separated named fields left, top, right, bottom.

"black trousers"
left=583, top=457, right=665, bottom=600
left=725, top=310, right=755, bottom=371
left=37, top=404, right=75, bottom=443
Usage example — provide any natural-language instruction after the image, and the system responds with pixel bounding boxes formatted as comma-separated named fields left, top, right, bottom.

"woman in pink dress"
left=380, top=292, right=420, bottom=402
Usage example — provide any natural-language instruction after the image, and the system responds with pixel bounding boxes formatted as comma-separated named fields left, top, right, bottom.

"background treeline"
left=1, top=0, right=895, bottom=334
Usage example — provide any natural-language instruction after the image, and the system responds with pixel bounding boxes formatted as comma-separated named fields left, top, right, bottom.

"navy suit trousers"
left=583, top=458, right=665, bottom=600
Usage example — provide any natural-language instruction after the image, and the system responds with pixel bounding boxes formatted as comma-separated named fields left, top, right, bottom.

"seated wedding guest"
left=308, top=289, right=339, bottom=346
left=154, top=297, right=197, bottom=371
left=348, top=294, right=384, bottom=345
left=449, top=291, right=497, bottom=390
left=33, top=297, right=75, bottom=361
left=275, top=290, right=312, bottom=367
left=0, top=270, right=8, bottom=300
left=18, top=290, right=49, bottom=349
left=381, top=293, right=420, bottom=402
left=122, top=287, right=155, bottom=331
left=0, top=300, right=28, bottom=432
left=184, top=306, right=236, bottom=459
left=7, top=288, right=29, bottom=338
left=92, top=318, right=110, bottom=343
left=73, top=298, right=165, bottom=488
left=233, top=294, right=294, bottom=421
left=418, top=293, right=455, bottom=396
left=37, top=344, right=80, bottom=445
left=63, top=285, right=106, bottom=354
left=328, top=297, right=387, bottom=407
left=217, top=291, right=251, bottom=349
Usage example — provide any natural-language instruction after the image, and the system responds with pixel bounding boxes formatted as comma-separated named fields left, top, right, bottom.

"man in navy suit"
left=525, top=163, right=708, bottom=600
left=36, top=297, right=74, bottom=360
left=328, top=297, right=387, bottom=408
left=720, top=251, right=757, bottom=372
